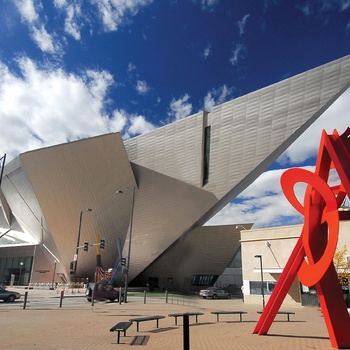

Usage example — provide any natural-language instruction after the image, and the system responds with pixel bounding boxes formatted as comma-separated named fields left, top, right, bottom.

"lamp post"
left=74, top=209, right=92, bottom=281
left=50, top=260, right=57, bottom=290
left=116, top=186, right=135, bottom=303
left=18, top=261, right=24, bottom=286
left=255, top=254, right=265, bottom=309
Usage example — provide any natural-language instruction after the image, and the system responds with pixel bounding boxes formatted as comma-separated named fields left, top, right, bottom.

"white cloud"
left=237, top=14, right=250, bottom=35
left=168, top=94, right=192, bottom=120
left=277, top=88, right=350, bottom=165
left=90, top=0, right=154, bottom=32
left=53, top=0, right=67, bottom=9
left=0, top=57, right=155, bottom=160
left=15, top=0, right=39, bottom=23
left=203, top=85, right=234, bottom=111
left=202, top=45, right=211, bottom=59
left=64, top=4, right=82, bottom=40
left=229, top=43, right=246, bottom=66
left=14, top=0, right=61, bottom=54
left=136, top=80, right=150, bottom=95
left=128, top=63, right=137, bottom=72
left=31, top=25, right=57, bottom=53
left=128, top=115, right=156, bottom=135
left=199, top=0, right=219, bottom=11
left=207, top=89, right=350, bottom=228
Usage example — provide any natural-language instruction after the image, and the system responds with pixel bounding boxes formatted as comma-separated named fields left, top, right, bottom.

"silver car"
left=199, top=287, right=231, bottom=299
left=0, top=287, right=21, bottom=302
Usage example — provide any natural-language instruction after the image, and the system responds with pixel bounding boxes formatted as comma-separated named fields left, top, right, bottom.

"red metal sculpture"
left=253, top=128, right=350, bottom=349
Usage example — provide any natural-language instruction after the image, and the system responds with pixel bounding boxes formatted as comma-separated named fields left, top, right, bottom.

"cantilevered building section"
left=1, top=55, right=350, bottom=292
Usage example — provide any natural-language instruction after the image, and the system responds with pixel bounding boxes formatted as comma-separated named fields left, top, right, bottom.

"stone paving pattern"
left=0, top=288, right=341, bottom=350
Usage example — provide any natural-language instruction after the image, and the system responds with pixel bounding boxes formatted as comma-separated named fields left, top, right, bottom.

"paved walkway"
left=0, top=288, right=341, bottom=350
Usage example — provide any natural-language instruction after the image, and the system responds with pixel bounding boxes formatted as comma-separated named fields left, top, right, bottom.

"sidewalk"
left=0, top=288, right=336, bottom=350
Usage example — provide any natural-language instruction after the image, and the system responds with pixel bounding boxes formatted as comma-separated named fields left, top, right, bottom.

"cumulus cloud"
left=128, top=115, right=156, bottom=135
left=168, top=94, right=192, bottom=120
left=207, top=89, right=350, bottom=228
left=203, top=85, right=234, bottom=111
left=14, top=0, right=61, bottom=54
left=206, top=164, right=342, bottom=228
left=136, top=80, right=150, bottom=95
left=31, top=25, right=57, bottom=53
left=15, top=0, right=39, bottom=23
left=0, top=57, right=156, bottom=160
left=63, top=4, right=83, bottom=40
left=277, top=88, right=350, bottom=165
left=90, top=0, right=154, bottom=32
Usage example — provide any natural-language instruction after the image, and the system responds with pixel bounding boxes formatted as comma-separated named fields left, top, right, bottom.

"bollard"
left=183, top=313, right=190, bottom=350
left=59, top=290, right=64, bottom=308
left=144, top=290, right=147, bottom=304
left=23, top=291, right=28, bottom=309
left=165, top=290, right=168, bottom=304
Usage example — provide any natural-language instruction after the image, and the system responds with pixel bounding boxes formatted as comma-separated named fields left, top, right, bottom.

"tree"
left=333, top=245, right=350, bottom=286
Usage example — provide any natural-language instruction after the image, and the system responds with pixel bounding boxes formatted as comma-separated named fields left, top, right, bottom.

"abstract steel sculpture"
left=253, top=128, right=350, bottom=349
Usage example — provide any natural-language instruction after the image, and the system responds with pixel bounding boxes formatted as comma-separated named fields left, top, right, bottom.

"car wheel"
left=109, top=298, right=116, bottom=302
left=6, top=295, right=15, bottom=302
left=227, top=294, right=231, bottom=299
left=212, top=294, right=218, bottom=299
left=87, top=298, right=92, bottom=302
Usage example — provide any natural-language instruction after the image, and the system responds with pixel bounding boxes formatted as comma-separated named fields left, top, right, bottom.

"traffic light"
left=84, top=242, right=89, bottom=252
left=70, top=261, right=75, bottom=273
left=100, top=238, right=105, bottom=250
left=121, top=258, right=126, bottom=267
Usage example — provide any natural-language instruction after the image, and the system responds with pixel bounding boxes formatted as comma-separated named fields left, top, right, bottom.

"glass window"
left=202, top=126, right=211, bottom=186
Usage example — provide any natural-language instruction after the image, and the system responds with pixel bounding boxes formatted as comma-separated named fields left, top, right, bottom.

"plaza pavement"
left=0, top=287, right=341, bottom=350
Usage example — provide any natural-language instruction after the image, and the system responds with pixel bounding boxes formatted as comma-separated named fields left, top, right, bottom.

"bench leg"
left=195, top=315, right=198, bottom=323
left=216, top=314, right=219, bottom=322
left=136, top=322, right=139, bottom=332
left=156, top=319, right=159, bottom=328
left=117, top=331, right=121, bottom=344
left=239, top=313, right=242, bottom=322
left=287, top=314, right=290, bottom=322
left=174, top=317, right=178, bottom=326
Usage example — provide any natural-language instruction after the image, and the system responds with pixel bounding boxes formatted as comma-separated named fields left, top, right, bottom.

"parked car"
left=0, top=286, right=21, bottom=302
left=199, top=287, right=231, bottom=299
left=85, top=282, right=124, bottom=302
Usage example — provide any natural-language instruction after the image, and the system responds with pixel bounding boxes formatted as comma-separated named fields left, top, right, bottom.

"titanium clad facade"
left=1, top=55, right=350, bottom=291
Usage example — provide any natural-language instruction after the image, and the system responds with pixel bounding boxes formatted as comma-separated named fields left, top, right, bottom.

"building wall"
left=241, top=221, right=350, bottom=307
left=133, top=225, right=242, bottom=294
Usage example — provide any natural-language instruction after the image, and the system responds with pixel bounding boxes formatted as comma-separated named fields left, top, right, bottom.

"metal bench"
left=168, top=312, right=204, bottom=325
left=257, top=311, right=295, bottom=321
left=129, top=315, right=165, bottom=332
left=110, top=321, right=133, bottom=344
left=211, top=311, right=247, bottom=322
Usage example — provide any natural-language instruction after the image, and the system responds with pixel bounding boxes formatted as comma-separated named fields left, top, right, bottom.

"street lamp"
left=255, top=254, right=265, bottom=309
left=74, top=209, right=92, bottom=280
left=116, top=186, right=136, bottom=303
left=18, top=261, right=24, bottom=286
left=50, top=260, right=57, bottom=290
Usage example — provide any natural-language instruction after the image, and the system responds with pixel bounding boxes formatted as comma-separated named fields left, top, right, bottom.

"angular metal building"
left=1, top=55, right=350, bottom=292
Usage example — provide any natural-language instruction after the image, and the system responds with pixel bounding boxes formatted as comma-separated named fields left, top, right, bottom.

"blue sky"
left=1, top=0, right=350, bottom=228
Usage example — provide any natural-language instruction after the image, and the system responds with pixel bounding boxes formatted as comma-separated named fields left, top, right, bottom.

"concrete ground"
left=0, top=287, right=343, bottom=350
